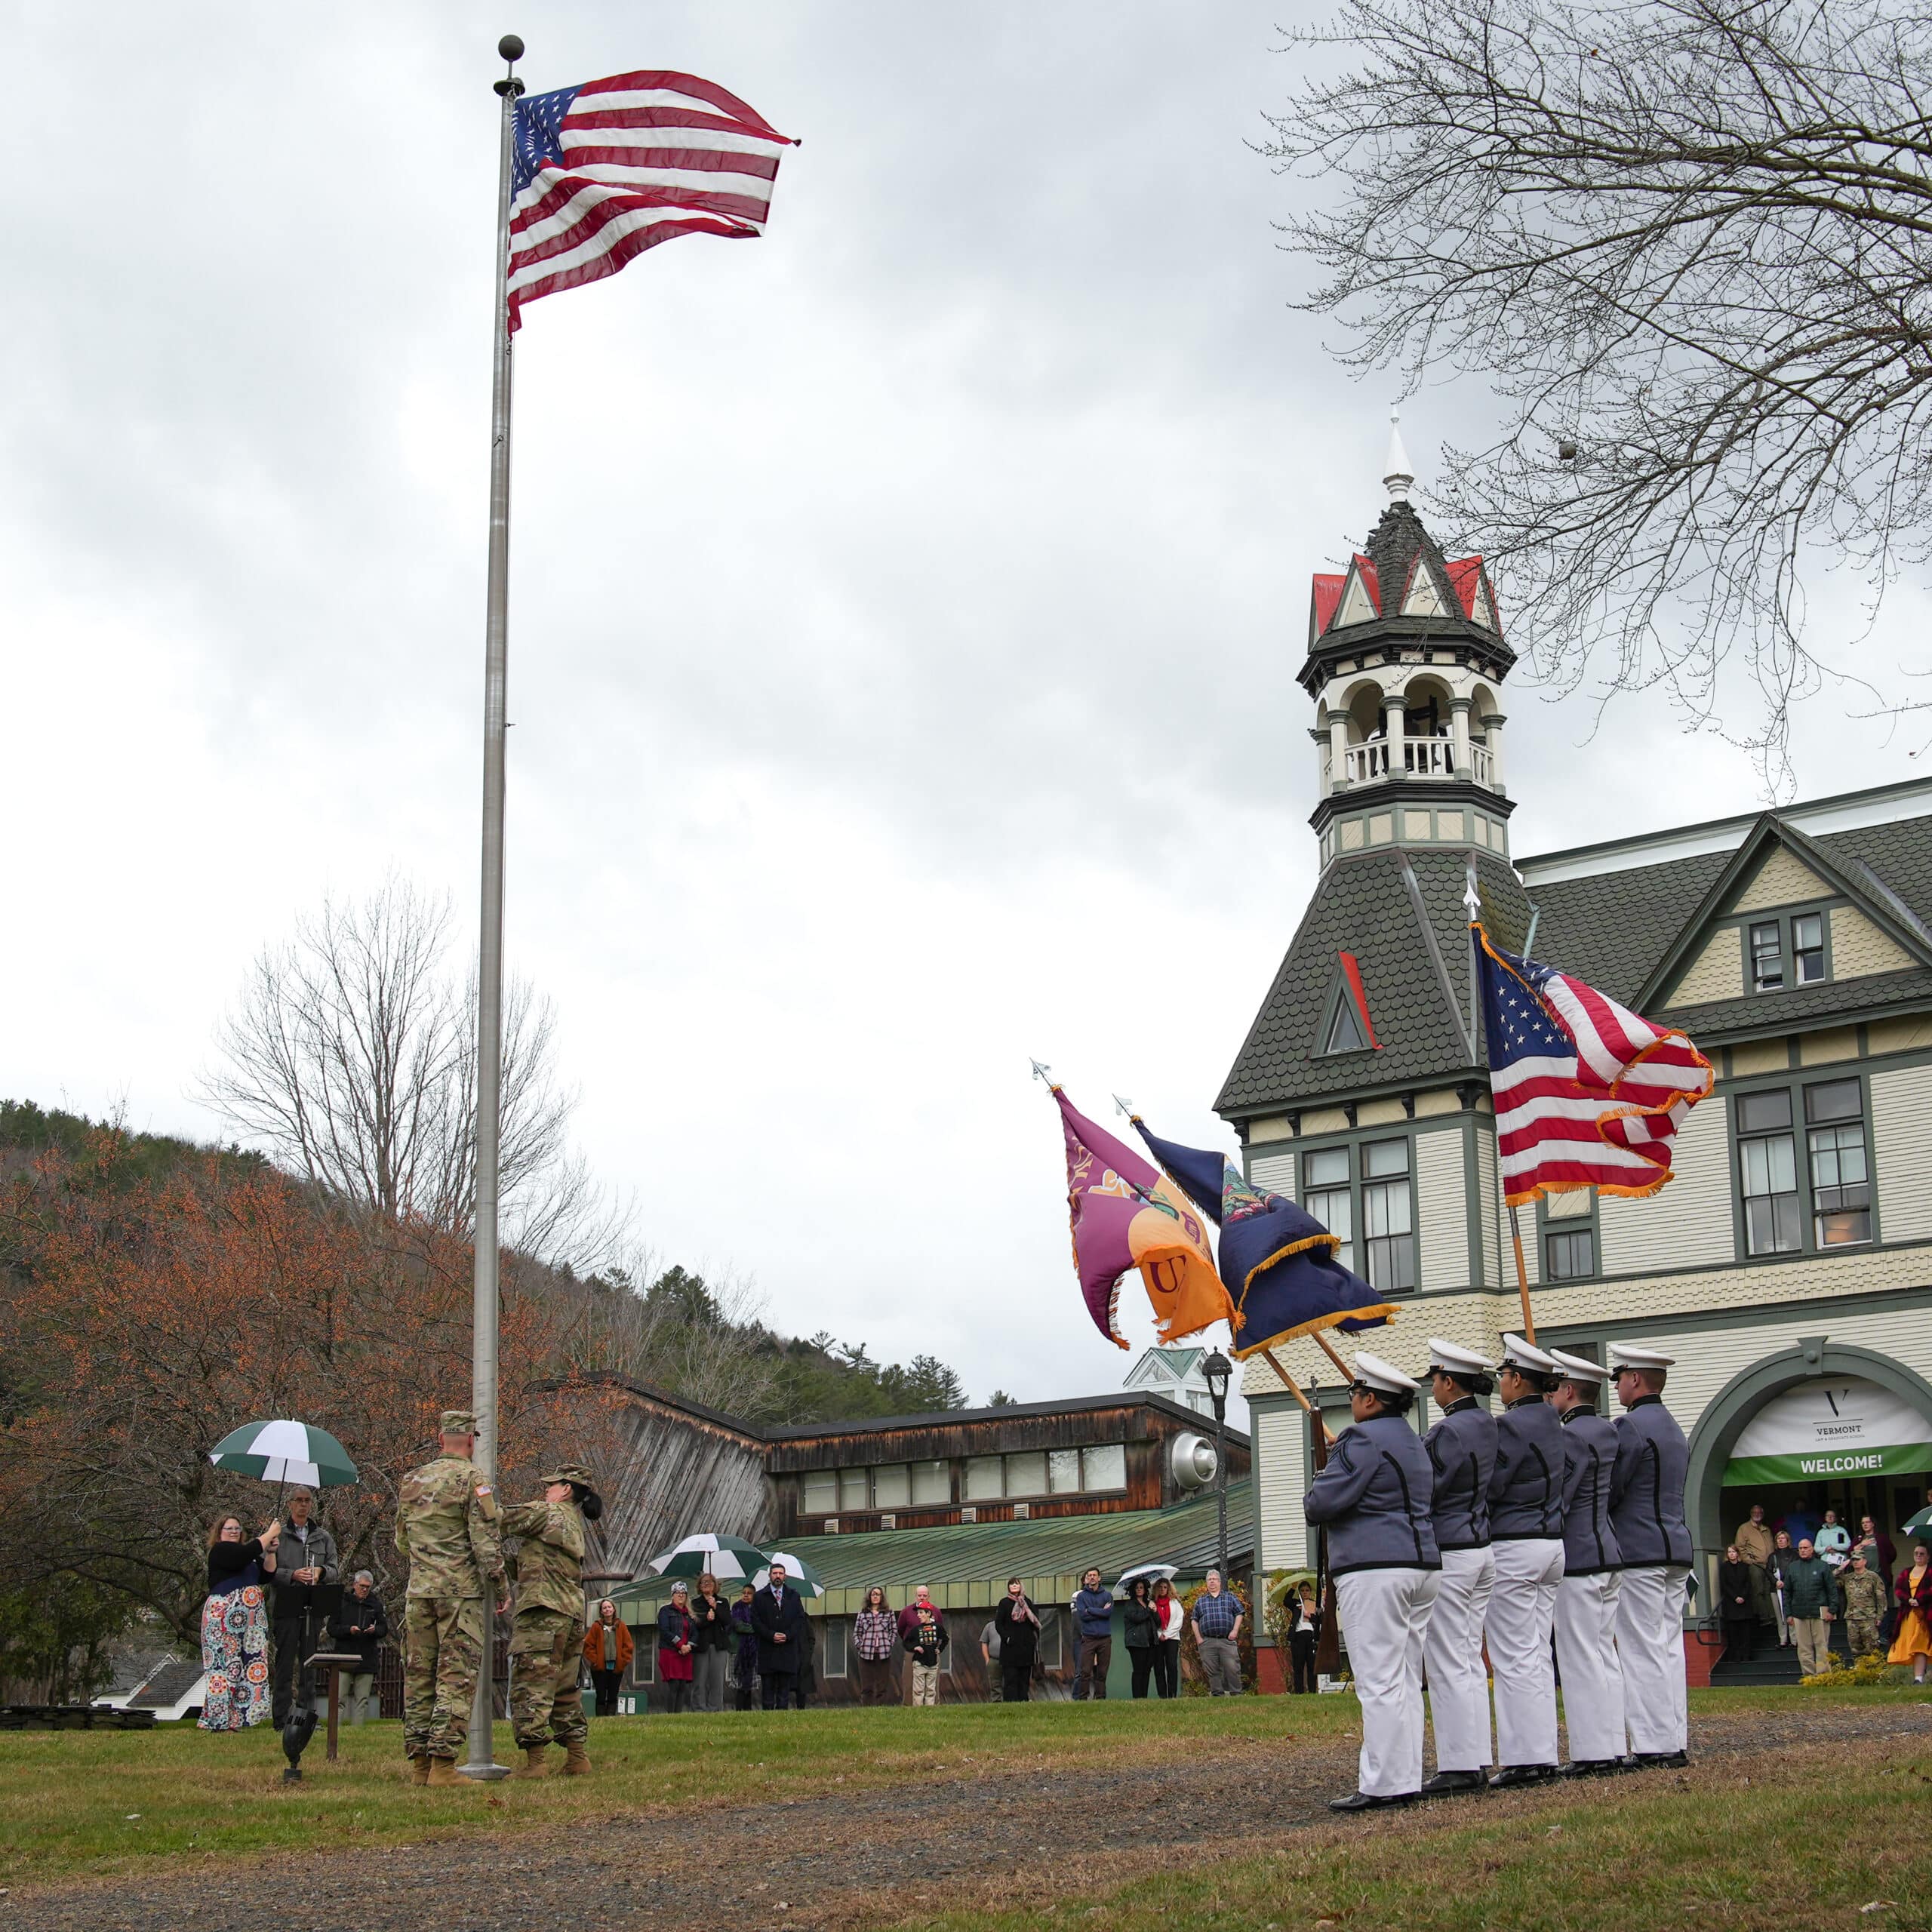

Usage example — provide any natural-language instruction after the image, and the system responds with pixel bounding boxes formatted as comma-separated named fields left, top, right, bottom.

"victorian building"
left=1223, top=422, right=1932, bottom=1678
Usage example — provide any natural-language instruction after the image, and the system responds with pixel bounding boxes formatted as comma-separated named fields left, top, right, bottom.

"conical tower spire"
left=1383, top=403, right=1415, bottom=503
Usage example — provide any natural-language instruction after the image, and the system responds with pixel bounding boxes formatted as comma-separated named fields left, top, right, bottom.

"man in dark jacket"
left=270, top=1487, right=340, bottom=1729
left=1783, top=1537, right=1842, bottom=1677
left=752, top=1563, right=808, bottom=1710
left=992, top=1579, right=1041, bottom=1703
left=328, top=1570, right=389, bottom=1724
left=1484, top=1334, right=1566, bottom=1788
left=1546, top=1349, right=1624, bottom=1775
left=1609, top=1342, right=1693, bottom=1766
left=1304, top=1350, right=1439, bottom=1813
left=1420, top=1337, right=1498, bottom=1795
left=1070, top=1568, right=1114, bottom=1700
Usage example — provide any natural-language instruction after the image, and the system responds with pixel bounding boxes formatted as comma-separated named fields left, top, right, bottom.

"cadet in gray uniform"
left=1304, top=1351, right=1441, bottom=1812
left=1419, top=1338, right=1498, bottom=1796
left=1608, top=1342, right=1692, bottom=1767
left=1546, top=1349, right=1625, bottom=1775
left=1484, top=1333, right=1566, bottom=1787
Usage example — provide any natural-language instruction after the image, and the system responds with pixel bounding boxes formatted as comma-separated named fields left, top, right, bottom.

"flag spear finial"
left=1112, top=1094, right=1138, bottom=1121
left=1030, top=1058, right=1057, bottom=1089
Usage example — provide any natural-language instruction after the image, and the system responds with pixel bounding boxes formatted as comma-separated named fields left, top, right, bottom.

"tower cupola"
left=1303, top=411, right=1517, bottom=869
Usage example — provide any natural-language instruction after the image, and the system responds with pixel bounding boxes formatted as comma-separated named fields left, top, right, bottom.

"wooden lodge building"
left=576, top=1380, right=1251, bottom=1704
left=1220, top=422, right=1932, bottom=1684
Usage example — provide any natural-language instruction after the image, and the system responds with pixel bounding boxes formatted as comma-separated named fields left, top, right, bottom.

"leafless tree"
left=1263, top=0, right=1932, bottom=784
left=200, top=877, right=623, bottom=1269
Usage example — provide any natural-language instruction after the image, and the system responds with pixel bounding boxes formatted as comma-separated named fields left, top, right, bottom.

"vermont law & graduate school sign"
left=1724, top=1377, right=1932, bottom=1487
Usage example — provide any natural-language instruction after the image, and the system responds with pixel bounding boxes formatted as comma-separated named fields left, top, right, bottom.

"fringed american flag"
left=1475, top=925, right=1712, bottom=1204
left=507, top=71, right=795, bottom=332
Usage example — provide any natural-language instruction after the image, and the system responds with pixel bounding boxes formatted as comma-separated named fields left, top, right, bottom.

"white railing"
left=1337, top=733, right=1499, bottom=789
left=1471, top=742, right=1493, bottom=786
left=1344, top=740, right=1392, bottom=781
left=1404, top=737, right=1452, bottom=777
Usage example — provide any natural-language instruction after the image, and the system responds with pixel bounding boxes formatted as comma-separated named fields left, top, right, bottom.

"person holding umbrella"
left=503, top=1461, right=598, bottom=1777
left=268, top=1487, right=340, bottom=1730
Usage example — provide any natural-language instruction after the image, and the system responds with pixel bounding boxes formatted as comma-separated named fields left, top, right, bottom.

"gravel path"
left=11, top=1702, right=1930, bottom=1932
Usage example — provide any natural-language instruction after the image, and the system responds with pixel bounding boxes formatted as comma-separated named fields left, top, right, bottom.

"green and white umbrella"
left=1903, top=1505, right=1932, bottom=1546
left=208, top=1418, right=358, bottom=1490
left=752, top=1549, right=826, bottom=1598
left=647, top=1532, right=771, bottom=1583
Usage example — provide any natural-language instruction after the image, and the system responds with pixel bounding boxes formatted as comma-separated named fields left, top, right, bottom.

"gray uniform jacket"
left=1423, top=1398, right=1496, bottom=1552
left=1556, top=1409, right=1623, bottom=1577
left=1303, top=1415, right=1441, bottom=1576
left=1609, top=1395, right=1692, bottom=1567
left=1489, top=1397, right=1564, bottom=1540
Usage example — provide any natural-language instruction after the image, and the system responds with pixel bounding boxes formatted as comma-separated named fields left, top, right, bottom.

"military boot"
left=515, top=1745, right=549, bottom=1778
left=561, top=1740, right=591, bottom=1777
left=425, top=1756, right=462, bottom=1787
left=408, top=1755, right=431, bottom=1787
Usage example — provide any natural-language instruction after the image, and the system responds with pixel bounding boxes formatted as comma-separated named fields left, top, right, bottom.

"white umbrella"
left=1115, top=1561, right=1179, bottom=1595
left=752, top=1550, right=826, bottom=1598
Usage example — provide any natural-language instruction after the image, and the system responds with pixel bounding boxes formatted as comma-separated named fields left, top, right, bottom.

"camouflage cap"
left=540, top=1463, right=595, bottom=1489
left=440, top=1409, right=478, bottom=1435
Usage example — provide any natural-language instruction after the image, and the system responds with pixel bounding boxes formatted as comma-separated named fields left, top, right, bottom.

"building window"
left=1738, top=1089, right=1801, bottom=1254
left=820, top=1618, right=849, bottom=1678
left=1083, top=1443, right=1127, bottom=1491
left=838, top=1467, right=869, bottom=1511
left=910, top=1459, right=949, bottom=1506
left=628, top=1635, right=656, bottom=1687
left=1006, top=1451, right=1048, bottom=1497
left=1035, top=1607, right=1063, bottom=1672
left=1545, top=1226, right=1595, bottom=1280
left=964, top=1455, right=1003, bottom=1501
left=1805, top=1078, right=1871, bottom=1246
left=1793, top=913, right=1826, bottom=983
left=802, top=1470, right=837, bottom=1515
left=1049, top=1448, right=1082, bottom=1494
left=1749, top=920, right=1785, bottom=992
left=1324, top=998, right=1367, bottom=1054
left=1303, top=1146, right=1354, bottom=1271
left=872, top=1463, right=911, bottom=1509
left=1361, top=1139, right=1416, bottom=1292
left=1746, top=908, right=1831, bottom=993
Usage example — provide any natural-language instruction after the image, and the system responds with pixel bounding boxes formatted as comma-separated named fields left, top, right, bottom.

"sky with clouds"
left=8, top=2, right=1930, bottom=1422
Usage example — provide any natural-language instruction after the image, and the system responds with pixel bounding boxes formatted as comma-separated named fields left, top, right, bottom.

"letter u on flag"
left=507, top=71, right=796, bottom=331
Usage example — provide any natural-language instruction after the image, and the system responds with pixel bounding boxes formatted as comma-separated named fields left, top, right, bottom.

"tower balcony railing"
left=1334, top=735, right=1495, bottom=788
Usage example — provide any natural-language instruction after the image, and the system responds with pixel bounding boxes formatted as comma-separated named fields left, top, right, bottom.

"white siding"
left=1872, top=1065, right=1932, bottom=1244
left=1416, top=1123, right=1469, bottom=1293
left=1598, top=1098, right=1733, bottom=1275
left=1253, top=1401, right=1309, bottom=1572
left=1249, top=1148, right=1296, bottom=1197
left=1475, top=1122, right=1500, bottom=1288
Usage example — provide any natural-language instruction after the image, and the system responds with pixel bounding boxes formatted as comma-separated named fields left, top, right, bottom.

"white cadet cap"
left=1546, top=1347, right=1611, bottom=1384
left=1350, top=1350, right=1420, bottom=1397
left=1427, top=1337, right=1497, bottom=1378
left=1608, top=1343, right=1675, bottom=1372
left=1499, top=1333, right=1561, bottom=1374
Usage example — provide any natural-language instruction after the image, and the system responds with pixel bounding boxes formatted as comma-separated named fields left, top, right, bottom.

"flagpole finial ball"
left=498, top=34, right=525, bottom=63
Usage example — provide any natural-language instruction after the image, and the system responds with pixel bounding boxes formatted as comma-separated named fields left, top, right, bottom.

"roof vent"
left=1012, top=1503, right=1031, bottom=1520
left=958, top=1506, right=977, bottom=1523
left=878, top=1514, right=897, bottom=1531
left=823, top=1518, right=838, bottom=1534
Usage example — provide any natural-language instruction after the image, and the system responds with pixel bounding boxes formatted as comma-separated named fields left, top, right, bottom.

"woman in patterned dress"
left=200, top=1515, right=280, bottom=1731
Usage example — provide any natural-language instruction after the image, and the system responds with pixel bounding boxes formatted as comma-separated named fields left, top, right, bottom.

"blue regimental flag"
left=1132, top=1118, right=1396, bottom=1358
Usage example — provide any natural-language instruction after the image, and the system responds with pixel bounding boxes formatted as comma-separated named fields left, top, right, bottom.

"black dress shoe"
left=1328, top=1789, right=1418, bottom=1811
left=1634, top=1749, right=1689, bottom=1769
left=1559, top=1759, right=1619, bottom=1779
left=1487, top=1764, right=1558, bottom=1789
left=1420, top=1769, right=1487, bottom=1795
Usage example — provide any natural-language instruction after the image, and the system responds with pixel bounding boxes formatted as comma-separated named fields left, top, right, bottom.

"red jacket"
left=1894, top=1565, right=1932, bottom=1614
left=583, top=1618, right=634, bottom=1673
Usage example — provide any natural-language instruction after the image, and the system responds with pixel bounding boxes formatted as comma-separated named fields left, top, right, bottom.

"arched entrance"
left=1684, top=1341, right=1932, bottom=1561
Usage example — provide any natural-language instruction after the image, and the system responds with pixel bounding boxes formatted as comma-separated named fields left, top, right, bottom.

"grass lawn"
left=2, top=1685, right=1925, bottom=1908
left=878, top=1716, right=1932, bottom=1932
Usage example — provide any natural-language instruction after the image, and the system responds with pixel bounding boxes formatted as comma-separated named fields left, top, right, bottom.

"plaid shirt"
left=853, top=1608, right=897, bottom=1662
left=1192, top=1589, right=1241, bottom=1638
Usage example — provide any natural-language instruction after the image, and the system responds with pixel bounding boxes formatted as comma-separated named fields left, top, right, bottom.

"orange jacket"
left=583, top=1617, right=634, bottom=1672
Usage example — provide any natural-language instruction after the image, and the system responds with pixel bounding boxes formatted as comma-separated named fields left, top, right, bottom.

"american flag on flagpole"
left=1474, top=924, right=1713, bottom=1205
left=507, top=71, right=795, bottom=331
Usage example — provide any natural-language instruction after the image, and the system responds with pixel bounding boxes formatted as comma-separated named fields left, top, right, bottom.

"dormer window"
left=1747, top=910, right=1828, bottom=993
left=1325, top=999, right=1367, bottom=1054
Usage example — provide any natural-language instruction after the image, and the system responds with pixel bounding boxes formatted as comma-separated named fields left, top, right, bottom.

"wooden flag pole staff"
left=1507, top=1204, right=1536, bottom=1343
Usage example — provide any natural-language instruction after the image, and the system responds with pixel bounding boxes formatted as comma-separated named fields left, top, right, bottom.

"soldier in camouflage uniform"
left=394, top=1408, right=507, bottom=1786
left=503, top=1462, right=597, bottom=1777
left=1841, top=1549, right=1888, bottom=1660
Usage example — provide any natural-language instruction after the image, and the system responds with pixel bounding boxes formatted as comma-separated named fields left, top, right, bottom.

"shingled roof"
left=1216, top=845, right=1531, bottom=1117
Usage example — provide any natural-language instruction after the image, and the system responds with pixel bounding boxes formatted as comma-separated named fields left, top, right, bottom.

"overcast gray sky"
left=8, top=2, right=1930, bottom=1420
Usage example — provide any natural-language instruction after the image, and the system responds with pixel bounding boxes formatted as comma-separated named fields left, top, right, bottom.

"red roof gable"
left=1311, top=574, right=1346, bottom=635
left=1444, top=555, right=1484, bottom=619
left=1352, top=554, right=1381, bottom=615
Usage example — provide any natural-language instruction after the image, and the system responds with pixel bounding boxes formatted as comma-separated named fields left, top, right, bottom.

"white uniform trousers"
left=1337, top=1567, right=1441, bottom=1798
left=1553, top=1571, right=1625, bottom=1764
left=1421, top=1545, right=1494, bottom=1772
left=1617, top=1564, right=1690, bottom=1755
left=1484, top=1536, right=1564, bottom=1767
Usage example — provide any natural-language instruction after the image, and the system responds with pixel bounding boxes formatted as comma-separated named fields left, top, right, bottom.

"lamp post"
left=1202, top=1349, right=1232, bottom=1585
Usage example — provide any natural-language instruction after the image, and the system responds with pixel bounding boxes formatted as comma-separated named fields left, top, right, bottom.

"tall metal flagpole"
left=462, top=30, right=525, bottom=1782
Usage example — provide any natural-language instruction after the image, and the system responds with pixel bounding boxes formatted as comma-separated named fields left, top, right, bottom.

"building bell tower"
left=1304, top=413, right=1516, bottom=871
